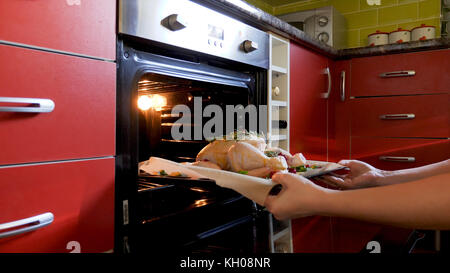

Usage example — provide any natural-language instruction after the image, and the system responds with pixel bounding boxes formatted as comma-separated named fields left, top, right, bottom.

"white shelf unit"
left=267, top=33, right=293, bottom=254
left=267, top=33, right=290, bottom=152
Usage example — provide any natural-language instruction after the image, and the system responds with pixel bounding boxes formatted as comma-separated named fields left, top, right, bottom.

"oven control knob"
left=318, top=32, right=330, bottom=44
left=161, top=14, right=187, bottom=31
left=242, top=40, right=258, bottom=53
left=317, top=16, right=329, bottom=27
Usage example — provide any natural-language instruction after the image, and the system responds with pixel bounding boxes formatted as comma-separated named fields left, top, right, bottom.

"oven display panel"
left=208, top=24, right=224, bottom=40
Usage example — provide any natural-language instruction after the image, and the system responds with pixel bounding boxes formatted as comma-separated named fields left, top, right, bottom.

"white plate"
left=296, top=160, right=346, bottom=179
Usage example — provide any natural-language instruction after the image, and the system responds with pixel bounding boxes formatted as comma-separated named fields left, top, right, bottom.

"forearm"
left=376, top=159, right=450, bottom=186
left=319, top=173, right=450, bottom=230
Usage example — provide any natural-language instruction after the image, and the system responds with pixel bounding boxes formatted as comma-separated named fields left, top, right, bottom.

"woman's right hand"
left=320, top=160, right=385, bottom=190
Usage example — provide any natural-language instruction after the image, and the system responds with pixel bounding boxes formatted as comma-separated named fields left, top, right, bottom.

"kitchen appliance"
left=367, top=30, right=389, bottom=46
left=389, top=28, right=411, bottom=44
left=411, top=24, right=436, bottom=41
left=278, top=6, right=347, bottom=49
left=117, top=0, right=270, bottom=253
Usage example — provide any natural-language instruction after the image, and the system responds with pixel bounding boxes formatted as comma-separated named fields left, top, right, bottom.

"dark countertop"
left=195, top=0, right=450, bottom=60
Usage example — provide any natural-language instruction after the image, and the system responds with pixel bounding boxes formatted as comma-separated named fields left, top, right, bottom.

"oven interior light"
left=137, top=94, right=167, bottom=111
left=152, top=94, right=167, bottom=111
left=137, top=95, right=153, bottom=111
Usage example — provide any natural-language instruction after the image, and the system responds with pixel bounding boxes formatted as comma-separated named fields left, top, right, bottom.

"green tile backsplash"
left=246, top=0, right=441, bottom=48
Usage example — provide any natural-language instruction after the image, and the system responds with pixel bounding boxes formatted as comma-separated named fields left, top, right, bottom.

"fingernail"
left=269, top=184, right=283, bottom=196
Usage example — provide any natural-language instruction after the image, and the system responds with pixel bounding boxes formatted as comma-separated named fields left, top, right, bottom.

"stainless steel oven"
left=116, top=0, right=270, bottom=253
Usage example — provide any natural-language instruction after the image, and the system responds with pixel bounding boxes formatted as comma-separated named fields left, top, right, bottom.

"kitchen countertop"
left=196, top=0, right=450, bottom=59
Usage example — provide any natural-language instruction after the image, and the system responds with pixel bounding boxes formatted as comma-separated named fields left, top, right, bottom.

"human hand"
left=264, top=172, right=331, bottom=220
left=318, top=160, right=384, bottom=190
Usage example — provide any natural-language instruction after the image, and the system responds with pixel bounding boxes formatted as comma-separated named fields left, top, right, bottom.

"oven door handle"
left=0, top=212, right=54, bottom=239
left=0, top=97, right=55, bottom=113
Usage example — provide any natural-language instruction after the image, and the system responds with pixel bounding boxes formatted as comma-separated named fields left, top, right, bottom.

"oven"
left=116, top=0, right=270, bottom=253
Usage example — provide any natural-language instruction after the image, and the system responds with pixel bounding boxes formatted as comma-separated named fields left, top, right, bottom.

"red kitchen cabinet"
left=350, top=94, right=449, bottom=138
left=290, top=42, right=333, bottom=252
left=329, top=49, right=450, bottom=253
left=0, top=158, right=115, bottom=253
left=0, top=44, right=116, bottom=165
left=290, top=42, right=330, bottom=162
left=351, top=49, right=450, bottom=97
left=0, top=0, right=116, bottom=60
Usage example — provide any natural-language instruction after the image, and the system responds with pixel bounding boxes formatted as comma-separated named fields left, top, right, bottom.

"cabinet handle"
left=0, top=212, right=54, bottom=239
left=320, top=67, right=332, bottom=99
left=379, top=70, right=416, bottom=78
left=379, top=114, right=415, bottom=120
left=0, top=97, right=55, bottom=113
left=340, top=70, right=346, bottom=102
left=379, top=156, right=416, bottom=162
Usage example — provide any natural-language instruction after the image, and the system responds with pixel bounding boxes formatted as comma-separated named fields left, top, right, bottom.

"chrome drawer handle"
left=320, top=67, right=332, bottom=99
left=0, top=212, right=54, bottom=239
left=379, top=114, right=415, bottom=120
left=340, top=70, right=346, bottom=102
left=379, top=70, right=416, bottom=78
left=0, top=97, right=55, bottom=113
left=379, top=156, right=416, bottom=162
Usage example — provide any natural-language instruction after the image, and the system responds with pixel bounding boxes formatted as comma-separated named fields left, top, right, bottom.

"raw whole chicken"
left=194, top=134, right=307, bottom=178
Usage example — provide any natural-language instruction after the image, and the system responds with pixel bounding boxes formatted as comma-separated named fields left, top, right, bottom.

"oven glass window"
left=137, top=73, right=250, bottom=163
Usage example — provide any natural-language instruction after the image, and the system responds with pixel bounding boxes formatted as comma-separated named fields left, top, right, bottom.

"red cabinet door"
left=292, top=216, right=333, bottom=253
left=351, top=94, right=449, bottom=138
left=0, top=158, right=114, bottom=253
left=331, top=217, right=382, bottom=253
left=352, top=137, right=449, bottom=171
left=0, top=0, right=116, bottom=60
left=328, top=60, right=351, bottom=162
left=0, top=45, right=115, bottom=165
left=351, top=49, right=450, bottom=97
left=290, top=42, right=330, bottom=161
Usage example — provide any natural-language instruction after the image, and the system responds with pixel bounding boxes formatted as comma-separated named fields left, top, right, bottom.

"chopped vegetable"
left=238, top=170, right=249, bottom=175
left=264, top=151, right=279, bottom=158
left=295, top=165, right=307, bottom=172
left=287, top=167, right=296, bottom=174
left=159, top=170, right=168, bottom=176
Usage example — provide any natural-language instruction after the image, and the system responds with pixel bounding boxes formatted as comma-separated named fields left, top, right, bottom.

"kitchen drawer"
left=351, top=50, right=450, bottom=97
left=0, top=45, right=115, bottom=165
left=351, top=94, right=449, bottom=138
left=0, top=158, right=114, bottom=253
left=352, top=137, right=449, bottom=171
left=0, top=0, right=115, bottom=60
